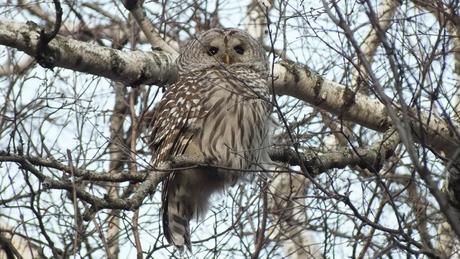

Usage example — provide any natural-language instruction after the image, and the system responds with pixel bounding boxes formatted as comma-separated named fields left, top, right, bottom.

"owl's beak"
left=222, top=53, right=231, bottom=64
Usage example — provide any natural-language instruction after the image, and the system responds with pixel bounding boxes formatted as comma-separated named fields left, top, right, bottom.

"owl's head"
left=177, top=28, right=268, bottom=74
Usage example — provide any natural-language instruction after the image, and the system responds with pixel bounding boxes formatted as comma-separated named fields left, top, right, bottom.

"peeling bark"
left=272, top=61, right=460, bottom=158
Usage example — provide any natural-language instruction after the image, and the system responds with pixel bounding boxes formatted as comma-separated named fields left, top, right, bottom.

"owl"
left=148, top=28, right=271, bottom=251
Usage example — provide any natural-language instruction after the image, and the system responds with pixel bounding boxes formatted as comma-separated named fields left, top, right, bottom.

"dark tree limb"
left=35, top=0, right=62, bottom=69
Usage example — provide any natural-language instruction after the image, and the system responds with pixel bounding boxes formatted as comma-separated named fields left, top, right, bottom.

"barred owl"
left=148, top=28, right=271, bottom=250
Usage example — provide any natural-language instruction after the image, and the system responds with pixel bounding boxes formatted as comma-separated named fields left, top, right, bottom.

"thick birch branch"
left=0, top=20, right=176, bottom=86
left=272, top=62, right=460, bottom=157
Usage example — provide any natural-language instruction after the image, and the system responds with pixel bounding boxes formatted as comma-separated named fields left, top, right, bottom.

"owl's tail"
left=162, top=170, right=228, bottom=251
left=162, top=172, right=193, bottom=251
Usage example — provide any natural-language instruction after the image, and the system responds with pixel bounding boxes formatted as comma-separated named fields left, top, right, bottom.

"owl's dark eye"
left=207, top=46, right=219, bottom=56
left=234, top=45, right=245, bottom=55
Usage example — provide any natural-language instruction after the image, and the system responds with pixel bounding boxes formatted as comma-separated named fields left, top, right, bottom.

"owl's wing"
left=148, top=77, right=205, bottom=164
left=147, top=77, right=208, bottom=251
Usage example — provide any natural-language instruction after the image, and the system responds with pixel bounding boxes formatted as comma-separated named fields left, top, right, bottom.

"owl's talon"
left=203, top=156, right=217, bottom=165
left=171, top=154, right=204, bottom=167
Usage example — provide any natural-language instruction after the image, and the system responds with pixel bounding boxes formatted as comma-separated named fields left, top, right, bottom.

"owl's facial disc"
left=206, top=36, right=247, bottom=65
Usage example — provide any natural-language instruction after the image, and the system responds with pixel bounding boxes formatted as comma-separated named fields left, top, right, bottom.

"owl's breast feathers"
left=149, top=66, right=271, bottom=170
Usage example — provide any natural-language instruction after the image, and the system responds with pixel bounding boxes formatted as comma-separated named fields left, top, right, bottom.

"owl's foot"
left=171, top=154, right=205, bottom=167
left=170, top=154, right=218, bottom=168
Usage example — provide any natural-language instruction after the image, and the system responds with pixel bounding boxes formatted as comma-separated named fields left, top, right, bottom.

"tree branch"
left=123, top=0, right=179, bottom=58
left=269, top=128, right=400, bottom=175
left=272, top=61, right=460, bottom=158
left=351, top=0, right=400, bottom=93
left=0, top=20, right=176, bottom=86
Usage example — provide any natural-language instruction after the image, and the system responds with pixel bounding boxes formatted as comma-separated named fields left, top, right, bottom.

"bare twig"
left=351, top=0, right=400, bottom=94
left=123, top=0, right=179, bottom=58
left=106, top=82, right=127, bottom=259
left=0, top=57, right=34, bottom=77
left=129, top=89, right=143, bottom=259
left=66, top=149, right=79, bottom=258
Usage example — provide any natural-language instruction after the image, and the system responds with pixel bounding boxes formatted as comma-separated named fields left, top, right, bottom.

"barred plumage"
left=148, top=28, right=271, bottom=251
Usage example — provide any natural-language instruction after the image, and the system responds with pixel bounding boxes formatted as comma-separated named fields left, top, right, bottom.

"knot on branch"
left=123, top=0, right=140, bottom=11
left=33, top=0, right=62, bottom=69
left=445, top=165, right=460, bottom=209
left=341, top=86, right=357, bottom=113
left=278, top=60, right=301, bottom=84
left=35, top=28, right=57, bottom=69
left=42, top=179, right=53, bottom=189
